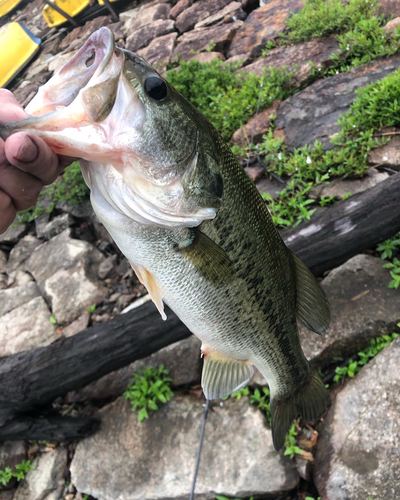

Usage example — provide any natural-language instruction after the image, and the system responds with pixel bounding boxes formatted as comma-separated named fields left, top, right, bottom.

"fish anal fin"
left=290, top=251, right=330, bottom=335
left=270, top=370, right=330, bottom=451
left=130, top=263, right=166, bottom=321
left=201, top=347, right=254, bottom=400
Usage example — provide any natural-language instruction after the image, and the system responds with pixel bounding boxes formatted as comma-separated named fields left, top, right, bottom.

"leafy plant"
left=86, top=304, right=97, bottom=314
left=377, top=237, right=400, bottom=260
left=167, top=59, right=294, bottom=141
left=124, top=365, right=174, bottom=422
left=284, top=422, right=302, bottom=459
left=0, top=459, right=34, bottom=489
left=250, top=387, right=271, bottom=424
left=383, top=259, right=400, bottom=289
left=334, top=330, right=400, bottom=383
left=215, top=496, right=254, bottom=500
left=228, top=386, right=250, bottom=399
left=49, top=314, right=57, bottom=325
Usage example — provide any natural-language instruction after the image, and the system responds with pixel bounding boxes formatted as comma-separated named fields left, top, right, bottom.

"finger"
left=0, top=189, right=17, bottom=234
left=5, top=133, right=65, bottom=185
left=0, top=163, right=42, bottom=211
left=0, top=89, right=28, bottom=123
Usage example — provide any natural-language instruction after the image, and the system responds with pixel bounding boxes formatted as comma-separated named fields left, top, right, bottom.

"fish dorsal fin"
left=130, top=263, right=167, bottom=321
left=201, top=347, right=254, bottom=399
left=290, top=251, right=330, bottom=334
left=176, top=228, right=234, bottom=285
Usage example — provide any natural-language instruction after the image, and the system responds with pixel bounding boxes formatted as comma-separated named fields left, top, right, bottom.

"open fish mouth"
left=26, top=27, right=116, bottom=116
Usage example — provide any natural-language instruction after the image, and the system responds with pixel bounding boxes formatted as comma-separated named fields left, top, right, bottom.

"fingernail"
left=15, top=136, right=39, bottom=163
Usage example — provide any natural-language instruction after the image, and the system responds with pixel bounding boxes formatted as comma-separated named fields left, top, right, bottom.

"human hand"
left=0, top=89, right=73, bottom=234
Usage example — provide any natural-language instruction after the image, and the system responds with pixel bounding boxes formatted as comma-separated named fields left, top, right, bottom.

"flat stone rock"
left=170, top=0, right=193, bottom=20
left=0, top=224, right=28, bottom=246
left=35, top=213, right=73, bottom=240
left=384, top=16, right=400, bottom=33
left=67, top=335, right=202, bottom=402
left=310, top=168, right=389, bottom=200
left=190, top=51, right=225, bottom=63
left=7, top=235, right=41, bottom=273
left=231, top=100, right=280, bottom=146
left=368, top=129, right=400, bottom=171
left=314, top=337, right=400, bottom=500
left=26, top=229, right=106, bottom=325
left=241, top=36, right=340, bottom=86
left=299, top=254, right=400, bottom=368
left=70, top=396, right=298, bottom=499
left=62, top=312, right=90, bottom=338
left=0, top=250, right=7, bottom=273
left=173, top=21, right=243, bottom=61
left=0, top=283, right=40, bottom=317
left=227, top=0, right=303, bottom=58
left=137, top=32, right=178, bottom=72
left=0, top=296, right=57, bottom=356
left=275, top=55, right=400, bottom=151
left=14, top=448, right=68, bottom=500
left=377, top=0, right=400, bottom=18
left=175, top=0, right=232, bottom=33
left=55, top=199, right=94, bottom=219
left=128, top=3, right=171, bottom=32
left=125, top=19, right=176, bottom=52
left=195, top=2, right=243, bottom=29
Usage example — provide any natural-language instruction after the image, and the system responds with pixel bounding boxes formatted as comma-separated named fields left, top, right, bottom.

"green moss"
left=284, top=0, right=379, bottom=43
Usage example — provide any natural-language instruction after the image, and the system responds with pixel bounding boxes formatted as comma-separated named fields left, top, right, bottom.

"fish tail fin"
left=270, top=370, right=330, bottom=451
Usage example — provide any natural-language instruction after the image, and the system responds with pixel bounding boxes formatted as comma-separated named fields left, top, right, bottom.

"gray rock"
left=0, top=274, right=7, bottom=290
left=241, top=36, right=340, bottom=87
left=70, top=396, right=298, bottom=499
left=170, top=0, right=193, bottom=20
left=0, top=225, right=28, bottom=245
left=190, top=52, right=225, bottom=63
left=6, top=270, right=34, bottom=289
left=137, top=32, right=178, bottom=72
left=377, top=0, right=400, bottom=18
left=310, top=168, right=390, bottom=200
left=227, top=0, right=303, bottom=58
left=314, top=337, right=400, bottom=500
left=0, top=442, right=27, bottom=490
left=98, top=255, right=118, bottom=280
left=26, top=230, right=106, bottom=324
left=55, top=199, right=94, bottom=219
left=128, top=3, right=171, bottom=32
left=0, top=296, right=57, bottom=356
left=0, top=283, right=41, bottom=317
left=14, top=448, right=68, bottom=500
left=35, top=214, right=73, bottom=240
left=125, top=19, right=176, bottom=53
left=194, top=2, right=243, bottom=29
left=368, top=129, right=400, bottom=171
left=0, top=250, right=7, bottom=273
left=383, top=16, right=400, bottom=33
left=173, top=21, right=244, bottom=62
left=62, top=312, right=90, bottom=338
left=7, top=235, right=41, bottom=273
left=175, top=0, right=232, bottom=33
left=231, top=100, right=280, bottom=146
left=66, top=335, right=202, bottom=402
left=275, top=55, right=400, bottom=151
left=299, top=254, right=400, bottom=367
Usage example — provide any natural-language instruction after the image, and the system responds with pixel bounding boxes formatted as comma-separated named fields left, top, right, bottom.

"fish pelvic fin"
left=130, top=263, right=167, bottom=321
left=271, top=370, right=330, bottom=451
left=201, top=347, right=254, bottom=400
left=290, top=251, right=330, bottom=334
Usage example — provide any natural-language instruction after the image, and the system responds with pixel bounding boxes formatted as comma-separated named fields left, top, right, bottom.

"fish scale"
left=0, top=27, right=331, bottom=450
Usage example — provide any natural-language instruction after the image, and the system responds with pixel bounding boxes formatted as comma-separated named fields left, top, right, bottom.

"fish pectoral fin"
left=130, top=263, right=167, bottom=321
left=290, top=251, right=330, bottom=335
left=201, top=347, right=254, bottom=400
left=177, top=228, right=234, bottom=284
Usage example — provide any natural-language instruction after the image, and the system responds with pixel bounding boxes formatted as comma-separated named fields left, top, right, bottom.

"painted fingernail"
left=15, top=136, right=39, bottom=163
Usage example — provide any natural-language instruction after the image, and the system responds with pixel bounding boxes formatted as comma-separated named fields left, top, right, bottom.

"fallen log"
left=282, top=172, right=400, bottom=276
left=0, top=172, right=399, bottom=440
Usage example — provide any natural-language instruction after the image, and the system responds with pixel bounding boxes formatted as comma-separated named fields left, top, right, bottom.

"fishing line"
left=189, top=398, right=210, bottom=500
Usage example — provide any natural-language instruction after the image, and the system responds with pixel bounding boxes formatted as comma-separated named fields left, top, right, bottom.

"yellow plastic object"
left=98, top=0, right=118, bottom=5
left=0, top=0, right=23, bottom=18
left=42, top=0, right=90, bottom=28
left=0, top=22, right=41, bottom=88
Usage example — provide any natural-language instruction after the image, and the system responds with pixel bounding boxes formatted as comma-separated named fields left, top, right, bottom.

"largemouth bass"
left=0, top=27, right=330, bottom=450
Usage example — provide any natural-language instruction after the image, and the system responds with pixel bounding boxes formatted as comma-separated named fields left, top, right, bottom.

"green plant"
left=0, top=459, right=34, bottom=489
left=228, top=386, right=250, bottom=399
left=123, top=365, right=174, bottom=422
left=166, top=59, right=294, bottom=141
left=250, top=387, right=271, bottom=424
left=49, top=314, right=57, bottom=325
left=334, top=330, right=400, bottom=383
left=86, top=304, right=97, bottom=314
left=383, top=259, right=400, bottom=289
left=284, top=0, right=379, bottom=43
left=215, top=496, right=253, bottom=500
left=377, top=236, right=400, bottom=260
left=284, top=422, right=302, bottom=459
left=16, top=161, right=89, bottom=223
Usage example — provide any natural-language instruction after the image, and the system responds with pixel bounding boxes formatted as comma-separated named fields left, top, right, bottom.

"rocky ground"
left=1, top=0, right=400, bottom=499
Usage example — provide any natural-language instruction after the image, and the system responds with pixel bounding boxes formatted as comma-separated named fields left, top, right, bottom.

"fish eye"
left=144, top=77, right=168, bottom=102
